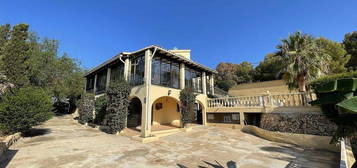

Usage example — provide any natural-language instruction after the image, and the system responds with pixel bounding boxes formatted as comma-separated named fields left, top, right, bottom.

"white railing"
left=207, top=92, right=316, bottom=108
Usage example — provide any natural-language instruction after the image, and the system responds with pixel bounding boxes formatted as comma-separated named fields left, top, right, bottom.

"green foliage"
left=0, top=24, right=85, bottom=113
left=235, top=61, right=255, bottom=84
left=309, top=76, right=357, bottom=144
left=26, top=32, right=85, bottom=102
left=316, top=38, right=349, bottom=74
left=215, top=62, right=255, bottom=91
left=309, top=71, right=357, bottom=91
left=276, top=31, right=330, bottom=92
left=1, top=24, right=30, bottom=87
left=216, top=80, right=236, bottom=91
left=254, top=53, right=284, bottom=81
left=106, top=80, right=131, bottom=133
left=179, top=87, right=197, bottom=127
left=78, top=93, right=95, bottom=123
left=0, top=87, right=53, bottom=134
left=343, top=31, right=357, bottom=70
left=94, top=96, right=107, bottom=125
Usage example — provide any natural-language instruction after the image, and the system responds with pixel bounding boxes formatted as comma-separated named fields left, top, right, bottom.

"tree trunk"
left=297, top=74, right=306, bottom=92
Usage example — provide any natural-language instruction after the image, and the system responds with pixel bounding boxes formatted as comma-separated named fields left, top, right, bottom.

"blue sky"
left=1, top=0, right=356, bottom=70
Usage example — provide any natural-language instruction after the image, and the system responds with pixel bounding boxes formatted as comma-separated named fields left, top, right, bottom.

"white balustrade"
left=207, top=92, right=316, bottom=108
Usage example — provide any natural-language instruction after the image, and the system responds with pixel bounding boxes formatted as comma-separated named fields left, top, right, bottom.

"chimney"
left=169, top=49, right=191, bottom=60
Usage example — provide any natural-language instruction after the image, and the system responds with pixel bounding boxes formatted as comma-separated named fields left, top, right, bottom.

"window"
left=110, top=63, right=124, bottom=82
left=171, top=62, right=180, bottom=89
left=130, top=55, right=145, bottom=86
left=151, top=56, right=180, bottom=89
left=86, top=76, right=95, bottom=93
left=223, top=115, right=232, bottom=123
left=208, top=114, right=214, bottom=120
left=152, top=57, right=161, bottom=85
left=185, top=69, right=192, bottom=89
left=185, top=67, right=202, bottom=93
left=232, top=114, right=240, bottom=120
left=160, top=59, right=171, bottom=87
left=206, top=75, right=212, bottom=95
left=96, top=70, right=107, bottom=93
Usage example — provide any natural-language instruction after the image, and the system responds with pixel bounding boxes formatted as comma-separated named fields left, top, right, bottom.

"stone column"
left=202, top=72, right=207, bottom=94
left=93, top=74, right=98, bottom=94
left=124, top=58, right=130, bottom=81
left=202, top=106, right=207, bottom=125
left=180, top=63, right=185, bottom=89
left=240, top=112, right=245, bottom=126
left=106, top=67, right=111, bottom=90
left=141, top=49, right=152, bottom=138
left=210, top=75, right=215, bottom=95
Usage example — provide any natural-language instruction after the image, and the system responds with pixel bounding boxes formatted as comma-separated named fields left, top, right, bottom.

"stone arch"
left=127, top=97, right=142, bottom=128
left=152, top=96, right=181, bottom=127
left=194, top=100, right=205, bottom=125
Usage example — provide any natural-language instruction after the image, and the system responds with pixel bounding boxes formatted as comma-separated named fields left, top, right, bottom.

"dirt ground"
left=0, top=115, right=339, bottom=168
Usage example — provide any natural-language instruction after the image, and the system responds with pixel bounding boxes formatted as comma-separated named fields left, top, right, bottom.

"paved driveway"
left=0, top=115, right=339, bottom=168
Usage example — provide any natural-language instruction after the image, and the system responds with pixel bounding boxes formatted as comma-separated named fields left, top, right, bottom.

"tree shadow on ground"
left=0, top=149, right=18, bottom=168
left=177, top=160, right=237, bottom=168
left=260, top=144, right=339, bottom=168
left=21, top=128, right=51, bottom=137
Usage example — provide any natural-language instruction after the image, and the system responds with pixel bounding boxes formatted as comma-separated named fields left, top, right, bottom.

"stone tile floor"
left=0, top=115, right=339, bottom=168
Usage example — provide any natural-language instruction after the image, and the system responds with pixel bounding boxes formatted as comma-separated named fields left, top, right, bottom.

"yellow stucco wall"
left=128, top=85, right=208, bottom=127
left=152, top=96, right=181, bottom=126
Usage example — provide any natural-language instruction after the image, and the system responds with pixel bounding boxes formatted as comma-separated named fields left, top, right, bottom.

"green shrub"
left=78, top=93, right=95, bottom=123
left=106, top=80, right=131, bottom=133
left=179, top=87, right=197, bottom=128
left=309, top=72, right=357, bottom=144
left=309, top=71, right=357, bottom=91
left=94, top=96, right=107, bottom=125
left=0, top=87, right=53, bottom=134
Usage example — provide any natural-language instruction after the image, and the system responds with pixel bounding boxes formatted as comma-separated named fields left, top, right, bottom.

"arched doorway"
left=194, top=101, right=204, bottom=125
left=127, top=97, right=142, bottom=128
left=152, top=96, right=181, bottom=127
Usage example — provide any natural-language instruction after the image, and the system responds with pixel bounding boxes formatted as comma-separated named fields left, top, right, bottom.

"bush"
left=179, top=87, right=197, bottom=127
left=309, top=72, right=357, bottom=144
left=106, top=80, right=131, bottom=133
left=0, top=87, right=53, bottom=134
left=309, top=71, right=357, bottom=90
left=94, top=96, right=107, bottom=125
left=78, top=93, right=95, bottom=123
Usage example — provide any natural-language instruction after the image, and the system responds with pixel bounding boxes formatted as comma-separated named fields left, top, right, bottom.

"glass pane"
left=96, top=70, right=107, bottom=92
left=171, top=62, right=180, bottom=88
left=151, top=57, right=161, bottom=85
left=110, top=63, right=124, bottom=82
left=130, top=55, right=145, bottom=86
left=160, top=59, right=171, bottom=87
left=185, top=68, right=192, bottom=88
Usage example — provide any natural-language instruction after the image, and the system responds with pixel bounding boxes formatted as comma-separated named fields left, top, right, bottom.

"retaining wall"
left=260, top=111, right=337, bottom=136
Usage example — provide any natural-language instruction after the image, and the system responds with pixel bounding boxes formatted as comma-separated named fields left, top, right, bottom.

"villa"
left=84, top=45, right=217, bottom=138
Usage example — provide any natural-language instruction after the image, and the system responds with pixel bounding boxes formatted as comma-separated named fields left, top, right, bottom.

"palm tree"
left=276, top=31, right=330, bottom=92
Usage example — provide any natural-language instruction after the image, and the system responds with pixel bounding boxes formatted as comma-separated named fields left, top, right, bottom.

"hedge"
left=179, top=87, right=197, bottom=128
left=309, top=71, right=357, bottom=91
left=0, top=87, right=53, bottom=134
left=78, top=93, right=95, bottom=123
left=106, top=80, right=131, bottom=133
left=94, top=96, right=107, bottom=125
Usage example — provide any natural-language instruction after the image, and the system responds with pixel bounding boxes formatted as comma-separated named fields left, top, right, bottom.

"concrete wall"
left=260, top=112, right=337, bottom=136
left=242, top=125, right=338, bottom=152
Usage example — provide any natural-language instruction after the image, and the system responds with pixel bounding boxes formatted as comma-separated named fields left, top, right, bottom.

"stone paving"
left=0, top=115, right=339, bottom=168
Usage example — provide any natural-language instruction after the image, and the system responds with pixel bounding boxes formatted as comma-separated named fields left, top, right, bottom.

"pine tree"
left=1, top=24, right=30, bottom=87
